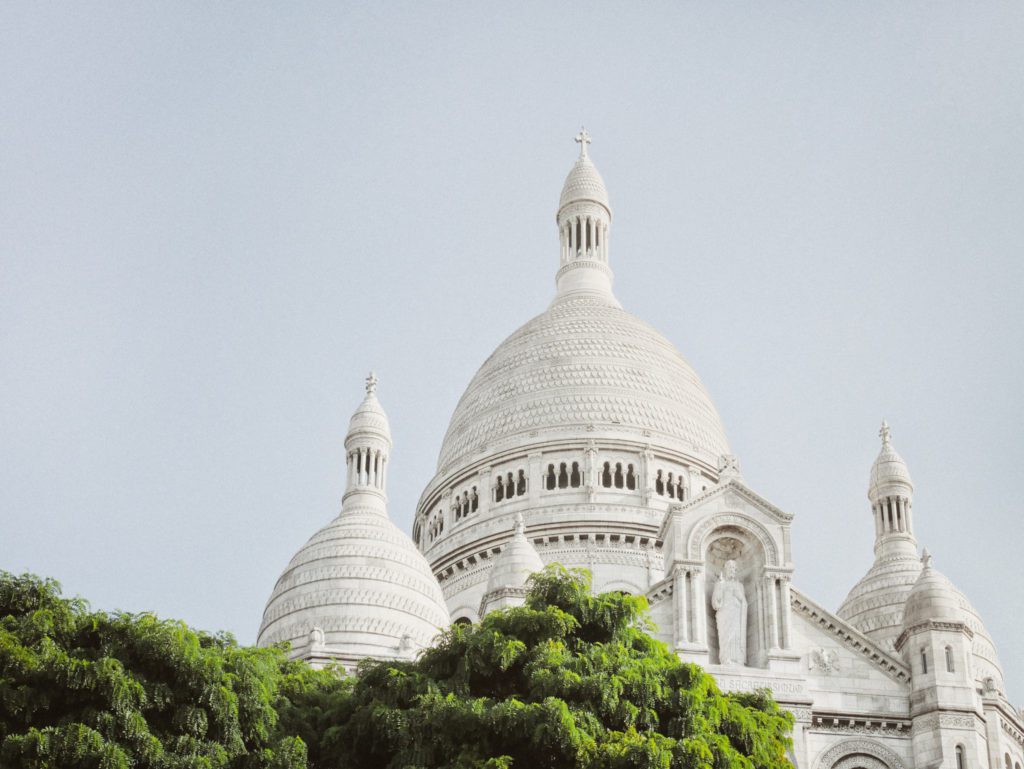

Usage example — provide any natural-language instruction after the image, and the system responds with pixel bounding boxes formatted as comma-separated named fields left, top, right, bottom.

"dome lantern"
left=257, top=376, right=449, bottom=670
left=343, top=371, right=392, bottom=512
left=555, top=128, right=616, bottom=302
left=868, top=420, right=916, bottom=557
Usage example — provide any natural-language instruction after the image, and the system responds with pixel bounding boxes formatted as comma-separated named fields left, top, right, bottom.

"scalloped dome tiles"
left=436, top=294, right=730, bottom=472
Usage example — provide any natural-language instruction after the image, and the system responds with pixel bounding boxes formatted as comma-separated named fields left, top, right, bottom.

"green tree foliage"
left=0, top=571, right=318, bottom=769
left=1, top=567, right=793, bottom=769
left=312, top=565, right=793, bottom=769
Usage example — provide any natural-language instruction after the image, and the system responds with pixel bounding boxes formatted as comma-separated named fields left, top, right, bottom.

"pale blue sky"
left=2, top=2, right=1022, bottom=696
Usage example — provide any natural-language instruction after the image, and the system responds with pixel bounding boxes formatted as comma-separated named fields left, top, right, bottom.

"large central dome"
left=437, top=292, right=730, bottom=472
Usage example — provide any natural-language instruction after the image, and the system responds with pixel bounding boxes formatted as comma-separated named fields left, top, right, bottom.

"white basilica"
left=258, top=133, right=1024, bottom=769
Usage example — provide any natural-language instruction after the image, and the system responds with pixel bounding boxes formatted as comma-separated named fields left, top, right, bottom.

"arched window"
left=454, top=498, right=462, bottom=520
left=557, top=463, right=569, bottom=489
left=505, top=472, right=515, bottom=499
left=602, top=462, right=612, bottom=487
left=955, top=745, right=965, bottom=769
left=920, top=647, right=928, bottom=675
left=545, top=464, right=556, bottom=490
left=626, top=464, right=637, bottom=490
left=1004, top=755, right=1011, bottom=769
left=494, top=475, right=504, bottom=502
left=945, top=645, right=955, bottom=673
left=676, top=477, right=685, bottom=500
left=614, top=462, right=624, bottom=488
left=666, top=472, right=676, bottom=498
left=516, top=470, right=527, bottom=497
left=655, top=470, right=665, bottom=496
left=470, top=487, right=478, bottom=512
left=453, top=617, right=472, bottom=628
left=570, top=462, right=582, bottom=487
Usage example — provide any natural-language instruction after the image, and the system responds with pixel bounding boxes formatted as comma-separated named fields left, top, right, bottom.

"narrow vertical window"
left=626, top=464, right=637, bottom=490
left=955, top=746, right=965, bottom=769
left=570, top=462, right=582, bottom=487
left=516, top=470, right=526, bottom=496
left=495, top=476, right=504, bottom=502
left=470, top=487, right=478, bottom=512
left=602, top=462, right=612, bottom=487
left=655, top=470, right=665, bottom=496
left=614, top=462, right=624, bottom=488
left=558, top=463, right=569, bottom=489
left=945, top=645, right=955, bottom=673
left=920, top=648, right=928, bottom=674
left=546, top=464, right=556, bottom=490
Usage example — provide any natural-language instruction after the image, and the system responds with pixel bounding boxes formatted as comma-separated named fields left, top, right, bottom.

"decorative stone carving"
left=688, top=513, right=779, bottom=565
left=808, top=647, right=842, bottom=674
left=308, top=626, right=325, bottom=652
left=815, top=739, right=907, bottom=769
left=712, top=560, right=747, bottom=666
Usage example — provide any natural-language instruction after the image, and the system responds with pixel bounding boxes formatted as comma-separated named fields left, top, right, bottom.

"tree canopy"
left=0, top=567, right=793, bottom=769
left=0, top=571, right=321, bottom=769
left=297, top=565, right=793, bottom=769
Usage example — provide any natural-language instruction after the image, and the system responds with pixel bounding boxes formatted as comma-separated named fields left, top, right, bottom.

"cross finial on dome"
left=574, top=126, right=591, bottom=159
left=513, top=511, right=525, bottom=537
left=365, top=371, right=378, bottom=395
left=879, top=419, right=891, bottom=446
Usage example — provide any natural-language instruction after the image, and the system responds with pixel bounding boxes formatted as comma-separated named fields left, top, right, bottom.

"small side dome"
left=902, top=551, right=963, bottom=628
left=901, top=550, right=1005, bottom=689
left=257, top=506, right=450, bottom=664
left=558, top=128, right=610, bottom=216
left=869, top=420, right=913, bottom=499
left=486, top=513, right=545, bottom=594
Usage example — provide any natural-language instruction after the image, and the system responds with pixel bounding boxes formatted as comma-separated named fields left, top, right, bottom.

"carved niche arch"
left=815, top=739, right=907, bottom=769
left=687, top=511, right=780, bottom=566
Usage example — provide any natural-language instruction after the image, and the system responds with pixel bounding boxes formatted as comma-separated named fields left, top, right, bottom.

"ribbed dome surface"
left=486, top=520, right=545, bottom=594
left=347, top=391, right=390, bottom=440
left=559, top=156, right=610, bottom=212
left=903, top=559, right=965, bottom=627
left=902, top=557, right=1004, bottom=687
left=436, top=294, right=731, bottom=472
left=258, top=505, right=450, bottom=660
left=869, top=439, right=912, bottom=498
left=837, top=552, right=922, bottom=654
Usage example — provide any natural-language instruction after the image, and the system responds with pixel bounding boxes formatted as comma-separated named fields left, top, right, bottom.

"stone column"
left=586, top=441, right=598, bottom=502
left=641, top=448, right=653, bottom=505
left=765, top=573, right=778, bottom=651
left=780, top=577, right=792, bottom=649
left=674, top=568, right=688, bottom=647
left=692, top=568, right=707, bottom=645
left=528, top=453, right=542, bottom=503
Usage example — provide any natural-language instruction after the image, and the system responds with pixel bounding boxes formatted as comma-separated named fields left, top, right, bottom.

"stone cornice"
left=657, top=478, right=793, bottom=540
left=894, top=620, right=973, bottom=652
left=790, top=586, right=911, bottom=684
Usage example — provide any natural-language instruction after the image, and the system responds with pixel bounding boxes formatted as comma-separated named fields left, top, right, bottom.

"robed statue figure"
left=712, top=559, right=747, bottom=666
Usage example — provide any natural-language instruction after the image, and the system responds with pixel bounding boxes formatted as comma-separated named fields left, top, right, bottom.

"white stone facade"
left=261, top=133, right=1023, bottom=769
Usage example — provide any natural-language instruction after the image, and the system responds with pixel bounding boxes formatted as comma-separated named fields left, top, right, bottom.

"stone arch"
left=700, top=523, right=770, bottom=668
left=815, top=739, right=907, bottom=769
left=602, top=579, right=645, bottom=595
left=450, top=606, right=479, bottom=625
left=687, top=511, right=780, bottom=566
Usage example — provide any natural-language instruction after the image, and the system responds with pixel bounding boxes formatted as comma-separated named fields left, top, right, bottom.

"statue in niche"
left=712, top=560, right=747, bottom=666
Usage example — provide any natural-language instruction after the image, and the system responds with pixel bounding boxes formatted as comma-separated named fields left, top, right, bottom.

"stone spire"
left=868, top=420, right=916, bottom=557
left=555, top=128, right=616, bottom=303
left=342, top=372, right=392, bottom=513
